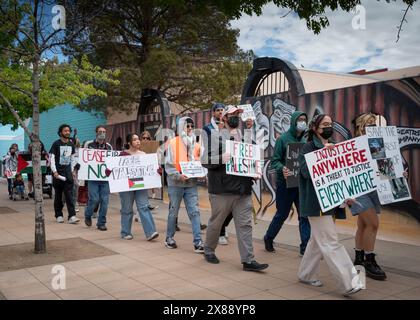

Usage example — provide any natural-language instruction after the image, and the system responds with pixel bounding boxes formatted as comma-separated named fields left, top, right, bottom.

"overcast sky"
left=230, top=0, right=420, bottom=72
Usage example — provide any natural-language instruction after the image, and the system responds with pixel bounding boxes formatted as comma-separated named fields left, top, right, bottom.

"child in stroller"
left=12, top=173, right=29, bottom=201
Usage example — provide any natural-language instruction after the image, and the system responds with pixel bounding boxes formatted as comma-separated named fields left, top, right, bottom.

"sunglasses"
left=142, top=137, right=151, bottom=140
left=186, top=124, right=195, bottom=129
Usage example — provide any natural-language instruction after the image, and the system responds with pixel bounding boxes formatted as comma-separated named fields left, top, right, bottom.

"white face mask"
left=296, top=121, right=307, bottom=132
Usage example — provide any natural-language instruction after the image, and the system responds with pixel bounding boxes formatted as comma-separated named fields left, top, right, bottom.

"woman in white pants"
left=297, top=114, right=363, bottom=297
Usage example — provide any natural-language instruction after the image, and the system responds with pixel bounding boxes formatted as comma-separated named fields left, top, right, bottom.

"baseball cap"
left=222, top=105, right=244, bottom=118
left=212, top=102, right=226, bottom=112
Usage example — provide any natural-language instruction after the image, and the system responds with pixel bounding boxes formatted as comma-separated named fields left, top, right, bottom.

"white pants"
left=298, top=215, right=358, bottom=292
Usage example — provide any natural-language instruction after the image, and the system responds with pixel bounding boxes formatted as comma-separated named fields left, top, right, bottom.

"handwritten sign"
left=286, top=143, right=303, bottom=188
left=304, top=136, right=377, bottom=212
left=226, top=140, right=262, bottom=178
left=239, top=104, right=256, bottom=121
left=397, top=127, right=420, bottom=149
left=105, top=153, right=162, bottom=193
left=366, top=126, right=411, bottom=204
left=78, top=148, right=121, bottom=181
left=180, top=161, right=207, bottom=178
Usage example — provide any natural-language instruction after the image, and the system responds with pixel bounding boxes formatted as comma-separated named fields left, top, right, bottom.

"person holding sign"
left=114, top=133, right=159, bottom=241
left=263, top=111, right=310, bottom=256
left=84, top=125, right=113, bottom=231
left=202, top=105, right=268, bottom=272
left=350, top=113, right=387, bottom=280
left=297, top=114, right=362, bottom=297
left=164, top=117, right=204, bottom=253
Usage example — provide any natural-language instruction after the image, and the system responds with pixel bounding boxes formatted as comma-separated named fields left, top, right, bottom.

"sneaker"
left=75, top=208, right=80, bottom=213
left=204, top=253, right=220, bottom=264
left=218, top=236, right=228, bottom=245
left=242, top=260, right=269, bottom=272
left=68, top=216, right=80, bottom=224
left=299, top=278, right=323, bottom=287
left=194, top=242, right=204, bottom=254
left=122, top=234, right=133, bottom=240
left=147, top=232, right=159, bottom=241
left=97, top=225, right=107, bottom=231
left=200, top=224, right=207, bottom=231
left=84, top=217, right=92, bottom=227
left=148, top=204, right=157, bottom=210
left=56, top=216, right=64, bottom=223
left=165, top=238, right=177, bottom=249
left=264, top=236, right=275, bottom=253
left=92, top=212, right=98, bottom=219
left=343, top=284, right=363, bottom=297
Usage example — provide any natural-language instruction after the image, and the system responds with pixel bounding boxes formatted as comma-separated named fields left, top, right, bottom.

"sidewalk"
left=0, top=179, right=419, bottom=300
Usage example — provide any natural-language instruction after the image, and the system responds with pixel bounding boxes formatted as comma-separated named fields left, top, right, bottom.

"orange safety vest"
left=168, top=136, right=201, bottom=173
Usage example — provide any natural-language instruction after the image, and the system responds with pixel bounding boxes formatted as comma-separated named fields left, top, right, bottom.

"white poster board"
left=304, top=136, right=378, bottom=212
left=225, top=140, right=262, bottom=178
left=105, top=153, right=162, bottom=193
left=239, top=104, right=255, bottom=121
left=366, top=126, right=411, bottom=204
left=179, top=161, right=207, bottom=178
left=78, top=148, right=121, bottom=181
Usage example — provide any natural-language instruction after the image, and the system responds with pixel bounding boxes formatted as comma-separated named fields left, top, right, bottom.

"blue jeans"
left=119, top=189, right=156, bottom=238
left=265, top=182, right=311, bottom=254
left=167, top=186, right=202, bottom=245
left=84, top=181, right=110, bottom=227
left=16, top=185, right=25, bottom=194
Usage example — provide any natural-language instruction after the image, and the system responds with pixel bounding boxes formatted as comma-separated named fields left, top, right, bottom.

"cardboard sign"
left=226, top=140, right=262, bottom=178
left=78, top=148, right=121, bottom=181
left=366, top=126, right=411, bottom=204
left=105, top=153, right=162, bottom=193
left=239, top=104, right=256, bottom=121
left=179, top=161, right=207, bottom=178
left=286, top=143, right=303, bottom=188
left=139, top=140, right=160, bottom=154
left=304, top=136, right=377, bottom=212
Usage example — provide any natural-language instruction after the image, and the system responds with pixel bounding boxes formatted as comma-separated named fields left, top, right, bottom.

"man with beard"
left=50, top=124, right=80, bottom=224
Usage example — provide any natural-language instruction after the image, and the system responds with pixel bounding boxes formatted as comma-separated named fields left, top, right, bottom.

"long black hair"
left=308, top=114, right=331, bottom=142
left=124, top=133, right=139, bottom=149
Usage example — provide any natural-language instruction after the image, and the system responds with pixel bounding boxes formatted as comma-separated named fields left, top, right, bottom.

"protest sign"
left=78, top=148, right=121, bottom=181
left=226, top=140, right=262, bottom=178
left=179, top=161, right=207, bottom=178
left=139, top=140, right=160, bottom=154
left=105, top=153, right=162, bottom=193
left=239, top=104, right=256, bottom=121
left=366, top=126, right=411, bottom=204
left=304, top=136, right=377, bottom=212
left=286, top=143, right=303, bottom=188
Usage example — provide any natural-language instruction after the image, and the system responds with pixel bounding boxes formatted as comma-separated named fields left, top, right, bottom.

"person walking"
left=202, top=105, right=268, bottom=272
left=297, top=114, right=362, bottom=297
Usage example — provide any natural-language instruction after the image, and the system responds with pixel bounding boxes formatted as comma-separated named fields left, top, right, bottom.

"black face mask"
left=227, top=116, right=240, bottom=128
left=320, top=127, right=333, bottom=139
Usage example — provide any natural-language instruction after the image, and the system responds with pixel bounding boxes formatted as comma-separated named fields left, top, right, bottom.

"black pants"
left=220, top=213, right=233, bottom=237
left=53, top=178, right=75, bottom=219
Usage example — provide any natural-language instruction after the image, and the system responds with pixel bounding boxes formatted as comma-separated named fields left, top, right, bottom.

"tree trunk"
left=32, top=51, right=46, bottom=254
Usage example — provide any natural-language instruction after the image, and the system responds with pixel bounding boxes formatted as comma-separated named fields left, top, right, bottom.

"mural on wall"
left=243, top=76, right=420, bottom=222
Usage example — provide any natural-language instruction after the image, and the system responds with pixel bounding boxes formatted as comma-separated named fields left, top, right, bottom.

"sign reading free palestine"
left=226, top=140, right=262, bottom=178
left=304, top=136, right=378, bottom=212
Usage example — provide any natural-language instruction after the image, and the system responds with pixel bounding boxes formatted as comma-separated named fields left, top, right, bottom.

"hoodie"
left=165, top=116, right=201, bottom=187
left=271, top=110, right=307, bottom=186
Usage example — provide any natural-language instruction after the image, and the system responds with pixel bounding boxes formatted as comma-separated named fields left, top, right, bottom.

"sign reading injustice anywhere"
left=78, top=148, right=121, bottom=181
left=304, top=136, right=377, bottom=212
left=366, top=126, right=411, bottom=204
left=286, top=143, right=303, bottom=188
left=226, top=140, right=262, bottom=178
left=179, top=161, right=207, bottom=178
left=105, top=153, right=162, bottom=193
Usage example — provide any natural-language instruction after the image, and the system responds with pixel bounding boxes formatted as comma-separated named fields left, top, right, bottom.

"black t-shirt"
left=49, top=139, right=75, bottom=178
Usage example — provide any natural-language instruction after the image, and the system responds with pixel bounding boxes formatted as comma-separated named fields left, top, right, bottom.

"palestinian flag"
left=128, top=177, right=145, bottom=189
left=17, top=152, right=48, bottom=174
